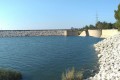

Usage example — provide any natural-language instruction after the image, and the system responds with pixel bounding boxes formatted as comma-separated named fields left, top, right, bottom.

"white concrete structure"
left=101, top=29, right=119, bottom=38
left=88, top=30, right=102, bottom=37
left=79, top=29, right=119, bottom=38
left=79, top=31, right=86, bottom=36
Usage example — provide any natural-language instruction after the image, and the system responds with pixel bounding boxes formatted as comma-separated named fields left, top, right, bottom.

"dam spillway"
left=79, top=29, right=119, bottom=38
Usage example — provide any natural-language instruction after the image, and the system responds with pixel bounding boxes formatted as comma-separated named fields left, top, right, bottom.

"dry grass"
left=62, top=68, right=83, bottom=80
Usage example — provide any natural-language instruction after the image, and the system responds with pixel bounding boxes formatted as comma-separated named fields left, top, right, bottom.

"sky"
left=0, top=0, right=120, bottom=30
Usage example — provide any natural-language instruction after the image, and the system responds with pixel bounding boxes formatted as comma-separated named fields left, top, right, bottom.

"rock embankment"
left=0, top=30, right=78, bottom=37
left=0, top=30, right=66, bottom=37
left=89, top=33, right=120, bottom=80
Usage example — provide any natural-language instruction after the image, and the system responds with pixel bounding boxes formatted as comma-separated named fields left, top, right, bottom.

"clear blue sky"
left=0, top=0, right=119, bottom=30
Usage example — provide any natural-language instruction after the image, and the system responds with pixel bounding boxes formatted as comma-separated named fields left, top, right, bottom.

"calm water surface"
left=0, top=36, right=102, bottom=80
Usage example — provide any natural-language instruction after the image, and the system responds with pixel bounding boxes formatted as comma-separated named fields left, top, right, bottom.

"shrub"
left=75, top=71, right=83, bottom=80
left=62, top=68, right=83, bottom=80
left=0, top=68, right=22, bottom=80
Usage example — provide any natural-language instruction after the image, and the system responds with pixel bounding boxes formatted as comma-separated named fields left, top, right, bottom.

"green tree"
left=85, top=25, right=89, bottom=29
left=96, top=21, right=114, bottom=29
left=96, top=21, right=103, bottom=29
left=89, top=25, right=95, bottom=29
left=114, top=4, right=120, bottom=31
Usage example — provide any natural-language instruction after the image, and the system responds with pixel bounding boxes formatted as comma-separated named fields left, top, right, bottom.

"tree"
left=96, top=21, right=103, bottom=29
left=85, top=25, right=89, bottom=29
left=95, top=21, right=114, bottom=29
left=114, top=4, right=120, bottom=31
left=89, top=25, right=95, bottom=29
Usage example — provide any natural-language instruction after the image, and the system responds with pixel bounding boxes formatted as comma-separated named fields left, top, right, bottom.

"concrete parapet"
left=88, top=30, right=102, bottom=37
left=101, top=29, right=119, bottom=38
left=79, top=29, right=119, bottom=38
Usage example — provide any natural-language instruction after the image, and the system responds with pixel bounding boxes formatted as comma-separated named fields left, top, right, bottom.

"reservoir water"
left=0, top=36, right=102, bottom=80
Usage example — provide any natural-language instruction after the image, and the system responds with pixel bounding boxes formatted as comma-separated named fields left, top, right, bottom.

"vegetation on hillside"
left=62, top=68, right=83, bottom=80
left=115, top=4, right=120, bottom=31
left=81, top=22, right=115, bottom=30
left=96, top=21, right=115, bottom=29
left=0, top=68, right=22, bottom=80
left=71, top=22, right=115, bottom=31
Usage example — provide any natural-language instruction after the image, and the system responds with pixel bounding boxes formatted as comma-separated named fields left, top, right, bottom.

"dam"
left=0, top=29, right=118, bottom=38
left=80, top=29, right=119, bottom=38
left=0, top=29, right=78, bottom=37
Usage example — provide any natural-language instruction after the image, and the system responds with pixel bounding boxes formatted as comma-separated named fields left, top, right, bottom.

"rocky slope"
left=0, top=30, right=66, bottom=37
left=88, top=33, right=120, bottom=80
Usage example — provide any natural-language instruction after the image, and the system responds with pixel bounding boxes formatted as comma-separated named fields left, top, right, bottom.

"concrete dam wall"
left=79, top=29, right=119, bottom=38
left=0, top=30, right=78, bottom=37
left=101, top=29, right=119, bottom=38
left=88, top=30, right=102, bottom=37
left=79, top=30, right=102, bottom=37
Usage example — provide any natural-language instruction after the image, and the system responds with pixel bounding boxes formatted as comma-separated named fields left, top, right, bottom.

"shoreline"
left=86, top=33, right=120, bottom=80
